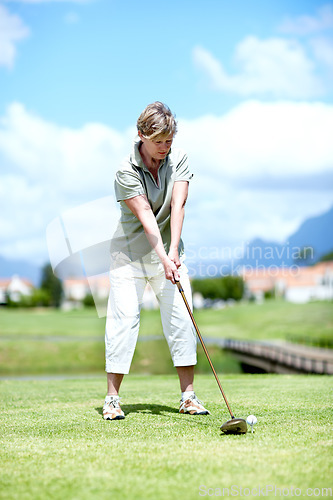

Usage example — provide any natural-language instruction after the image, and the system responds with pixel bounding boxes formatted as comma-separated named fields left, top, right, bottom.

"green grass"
left=0, top=308, right=104, bottom=337
left=193, top=300, right=333, bottom=343
left=0, top=301, right=332, bottom=376
left=1, top=300, right=332, bottom=342
left=0, top=336, right=241, bottom=377
left=1, top=374, right=332, bottom=500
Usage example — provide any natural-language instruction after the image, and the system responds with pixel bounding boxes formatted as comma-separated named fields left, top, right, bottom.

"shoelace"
left=188, top=394, right=204, bottom=406
left=180, top=394, right=203, bottom=406
left=105, top=398, right=121, bottom=409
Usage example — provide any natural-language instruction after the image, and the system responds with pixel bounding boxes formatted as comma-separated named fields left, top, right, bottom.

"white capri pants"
left=105, top=257, right=197, bottom=374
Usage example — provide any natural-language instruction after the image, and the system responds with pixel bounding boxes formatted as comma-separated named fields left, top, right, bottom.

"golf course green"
left=1, top=374, right=332, bottom=500
left=1, top=301, right=332, bottom=499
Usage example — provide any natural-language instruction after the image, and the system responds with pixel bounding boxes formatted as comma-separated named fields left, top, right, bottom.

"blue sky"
left=0, top=0, right=333, bottom=268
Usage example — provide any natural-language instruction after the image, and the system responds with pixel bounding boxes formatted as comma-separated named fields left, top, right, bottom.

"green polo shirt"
left=110, top=138, right=193, bottom=263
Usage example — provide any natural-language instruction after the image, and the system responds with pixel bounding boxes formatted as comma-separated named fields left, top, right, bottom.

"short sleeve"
left=175, top=151, right=193, bottom=182
left=114, top=169, right=145, bottom=202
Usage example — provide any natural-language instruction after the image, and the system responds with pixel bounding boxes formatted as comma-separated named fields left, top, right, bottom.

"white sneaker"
left=179, top=394, right=211, bottom=415
left=103, top=396, right=125, bottom=420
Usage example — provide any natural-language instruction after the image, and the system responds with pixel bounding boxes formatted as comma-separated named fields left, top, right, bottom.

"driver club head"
left=220, top=418, right=248, bottom=435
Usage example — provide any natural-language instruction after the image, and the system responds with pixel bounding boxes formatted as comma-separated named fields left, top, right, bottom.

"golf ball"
left=246, top=415, right=258, bottom=426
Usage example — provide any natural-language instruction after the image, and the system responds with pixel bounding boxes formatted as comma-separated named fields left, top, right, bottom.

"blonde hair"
left=137, top=102, right=177, bottom=140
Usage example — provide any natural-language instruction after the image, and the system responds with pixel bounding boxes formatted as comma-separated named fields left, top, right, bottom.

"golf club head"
left=220, top=418, right=248, bottom=435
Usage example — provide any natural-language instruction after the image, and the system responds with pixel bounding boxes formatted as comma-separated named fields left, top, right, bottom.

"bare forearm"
left=170, top=205, right=185, bottom=252
left=123, top=196, right=168, bottom=261
left=140, top=209, right=169, bottom=263
left=169, top=181, right=188, bottom=259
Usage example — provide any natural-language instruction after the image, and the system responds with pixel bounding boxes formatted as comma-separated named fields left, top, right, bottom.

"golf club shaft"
left=176, top=280, right=235, bottom=419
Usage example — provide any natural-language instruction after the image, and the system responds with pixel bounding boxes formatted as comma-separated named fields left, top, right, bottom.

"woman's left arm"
left=168, top=180, right=189, bottom=268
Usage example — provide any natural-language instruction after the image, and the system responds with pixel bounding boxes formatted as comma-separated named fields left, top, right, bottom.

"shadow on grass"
left=95, top=404, right=219, bottom=431
left=95, top=403, right=179, bottom=417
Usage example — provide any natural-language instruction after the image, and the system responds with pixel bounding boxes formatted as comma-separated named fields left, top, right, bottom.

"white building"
left=0, top=275, right=34, bottom=304
left=242, top=261, right=333, bottom=303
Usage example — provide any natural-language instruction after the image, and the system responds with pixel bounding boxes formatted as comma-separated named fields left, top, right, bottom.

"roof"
left=242, top=261, right=333, bottom=291
left=0, top=276, right=34, bottom=288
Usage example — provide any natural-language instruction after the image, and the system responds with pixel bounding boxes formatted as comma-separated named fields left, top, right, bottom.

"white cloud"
left=176, top=100, right=333, bottom=180
left=0, top=5, right=29, bottom=68
left=279, top=4, right=333, bottom=35
left=0, top=103, right=134, bottom=263
left=0, top=101, right=332, bottom=264
left=177, top=100, right=333, bottom=250
left=193, top=37, right=325, bottom=98
left=0, top=102, right=134, bottom=194
left=310, top=36, right=333, bottom=69
left=0, top=174, right=49, bottom=263
left=194, top=4, right=333, bottom=99
left=0, top=175, right=45, bottom=239
left=183, top=179, right=332, bottom=264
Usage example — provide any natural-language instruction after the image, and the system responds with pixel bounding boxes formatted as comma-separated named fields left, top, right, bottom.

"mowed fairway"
left=1, top=374, right=332, bottom=500
left=0, top=300, right=332, bottom=376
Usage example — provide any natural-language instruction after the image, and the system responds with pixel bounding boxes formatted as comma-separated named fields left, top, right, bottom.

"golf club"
left=175, top=280, right=247, bottom=435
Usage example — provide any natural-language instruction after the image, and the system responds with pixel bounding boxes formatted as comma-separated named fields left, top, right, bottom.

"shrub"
left=191, top=276, right=244, bottom=301
left=83, top=294, right=95, bottom=307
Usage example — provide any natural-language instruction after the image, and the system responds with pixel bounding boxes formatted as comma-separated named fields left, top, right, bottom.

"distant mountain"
left=238, top=205, right=333, bottom=268
left=0, top=255, right=42, bottom=286
left=237, top=238, right=288, bottom=268
left=288, top=206, right=333, bottom=261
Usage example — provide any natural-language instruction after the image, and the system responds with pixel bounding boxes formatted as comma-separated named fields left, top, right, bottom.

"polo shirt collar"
left=131, top=137, right=144, bottom=168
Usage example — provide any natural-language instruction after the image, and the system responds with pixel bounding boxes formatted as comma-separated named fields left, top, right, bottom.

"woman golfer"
left=103, top=102, right=210, bottom=420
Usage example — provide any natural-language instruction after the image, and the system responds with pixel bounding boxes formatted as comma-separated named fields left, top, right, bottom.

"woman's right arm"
left=124, top=195, right=180, bottom=283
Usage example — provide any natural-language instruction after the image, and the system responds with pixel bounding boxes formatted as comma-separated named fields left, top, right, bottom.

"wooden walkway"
left=204, top=337, right=333, bottom=375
